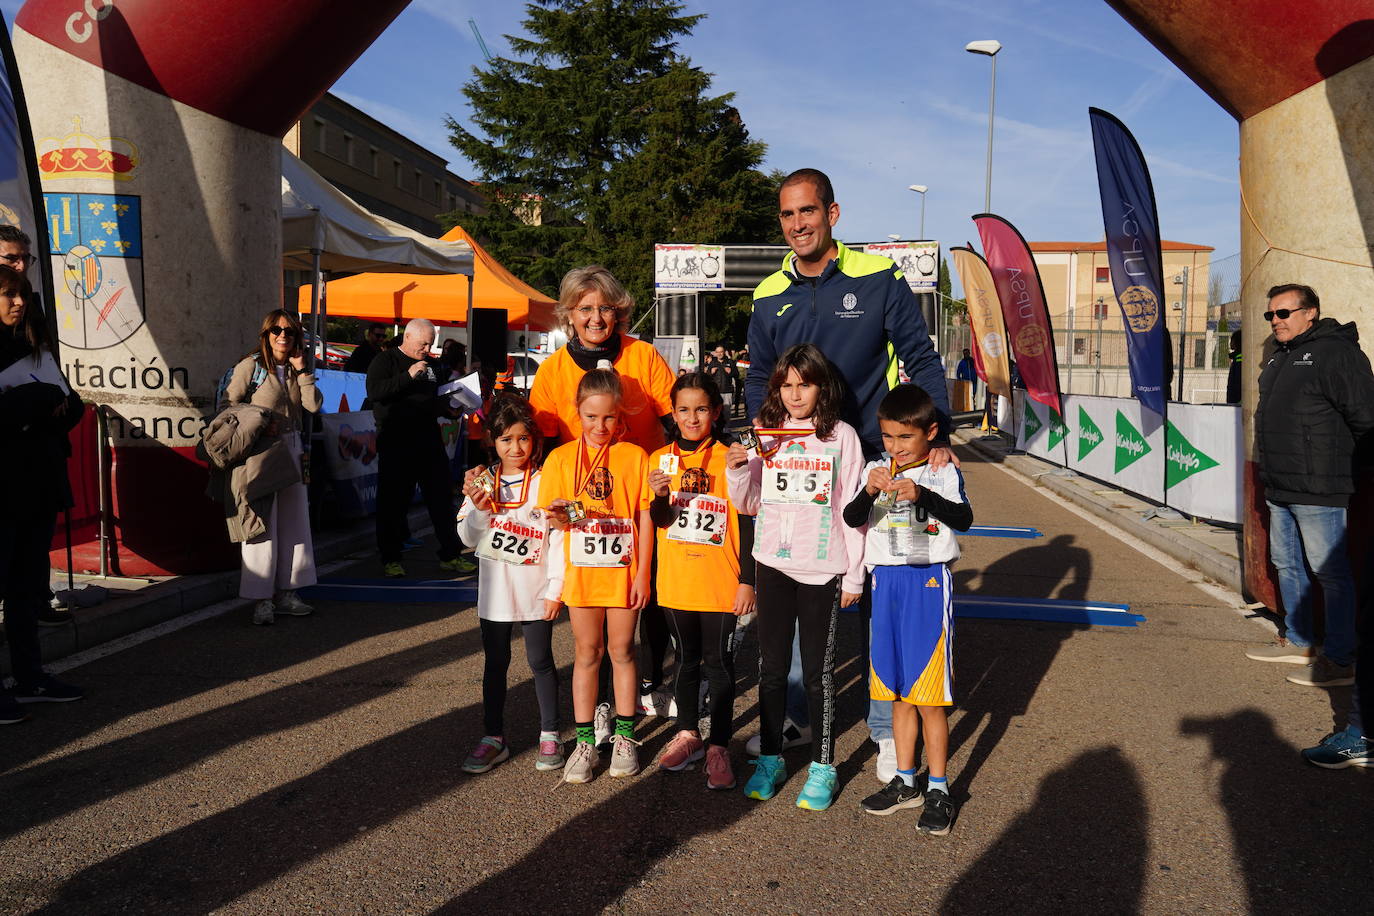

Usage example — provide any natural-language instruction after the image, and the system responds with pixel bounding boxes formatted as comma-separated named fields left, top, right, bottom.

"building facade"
left=284, top=92, right=484, bottom=237
left=1028, top=240, right=1222, bottom=401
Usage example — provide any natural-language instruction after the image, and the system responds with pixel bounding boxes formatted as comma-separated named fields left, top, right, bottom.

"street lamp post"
left=908, top=184, right=928, bottom=239
left=965, top=40, right=1001, bottom=213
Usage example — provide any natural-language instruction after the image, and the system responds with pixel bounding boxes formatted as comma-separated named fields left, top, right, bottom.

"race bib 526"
left=477, top=516, right=546, bottom=565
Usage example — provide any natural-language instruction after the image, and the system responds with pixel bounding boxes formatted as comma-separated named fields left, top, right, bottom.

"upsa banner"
left=950, top=246, right=1011, bottom=398
left=1090, top=108, right=1167, bottom=416
left=974, top=214, right=1062, bottom=415
left=321, top=411, right=379, bottom=516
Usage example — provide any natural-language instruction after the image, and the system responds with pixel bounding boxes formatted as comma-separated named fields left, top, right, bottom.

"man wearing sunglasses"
left=0, top=225, right=36, bottom=276
left=1250, top=284, right=1374, bottom=721
left=344, top=323, right=388, bottom=374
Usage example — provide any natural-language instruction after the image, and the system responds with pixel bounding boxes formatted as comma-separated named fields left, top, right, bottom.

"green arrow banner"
left=1078, top=406, right=1104, bottom=460
left=1165, top=420, right=1220, bottom=488
left=1114, top=410, right=1150, bottom=472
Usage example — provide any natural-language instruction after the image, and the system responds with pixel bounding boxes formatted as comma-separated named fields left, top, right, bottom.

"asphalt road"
left=2, top=444, right=1369, bottom=914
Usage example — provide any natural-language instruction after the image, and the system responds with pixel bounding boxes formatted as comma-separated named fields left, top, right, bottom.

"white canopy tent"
left=280, top=148, right=475, bottom=364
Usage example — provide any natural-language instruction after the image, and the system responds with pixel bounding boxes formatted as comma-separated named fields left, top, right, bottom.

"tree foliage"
left=446, top=0, right=778, bottom=324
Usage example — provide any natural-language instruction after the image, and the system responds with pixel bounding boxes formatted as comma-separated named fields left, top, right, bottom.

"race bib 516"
left=571, top=517, right=635, bottom=567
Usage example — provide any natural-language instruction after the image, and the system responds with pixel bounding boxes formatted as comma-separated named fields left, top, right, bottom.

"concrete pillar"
left=1106, top=2, right=1374, bottom=606
left=15, top=0, right=410, bottom=574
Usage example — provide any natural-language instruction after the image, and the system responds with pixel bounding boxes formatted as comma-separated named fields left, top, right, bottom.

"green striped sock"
left=615, top=716, right=634, bottom=738
left=575, top=721, right=595, bottom=745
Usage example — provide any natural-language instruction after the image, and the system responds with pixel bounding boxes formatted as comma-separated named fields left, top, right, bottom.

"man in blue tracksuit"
left=744, top=168, right=954, bottom=785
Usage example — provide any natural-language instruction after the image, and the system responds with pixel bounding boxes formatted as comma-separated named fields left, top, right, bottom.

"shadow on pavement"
left=949, top=534, right=1092, bottom=797
left=0, top=623, right=484, bottom=842
left=0, top=599, right=463, bottom=774
left=27, top=673, right=554, bottom=913
left=941, top=746, right=1148, bottom=915
left=1180, top=709, right=1374, bottom=914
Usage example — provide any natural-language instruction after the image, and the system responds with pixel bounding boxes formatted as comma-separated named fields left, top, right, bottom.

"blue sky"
left=330, top=0, right=1240, bottom=262
left=5, top=0, right=1240, bottom=266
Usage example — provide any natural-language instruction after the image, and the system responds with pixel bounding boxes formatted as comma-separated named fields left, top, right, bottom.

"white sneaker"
left=562, top=741, right=599, bottom=784
left=875, top=738, right=898, bottom=784
left=274, top=590, right=314, bottom=617
left=608, top=734, right=641, bottom=777
left=637, top=687, right=676, bottom=718
left=746, top=718, right=812, bottom=757
left=593, top=702, right=614, bottom=746
left=252, top=600, right=275, bottom=626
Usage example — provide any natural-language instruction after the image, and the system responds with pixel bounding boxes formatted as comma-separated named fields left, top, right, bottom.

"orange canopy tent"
left=299, top=225, right=558, bottom=331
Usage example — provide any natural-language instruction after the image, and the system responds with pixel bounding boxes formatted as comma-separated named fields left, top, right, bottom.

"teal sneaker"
left=795, top=762, right=838, bottom=811
left=743, top=754, right=787, bottom=800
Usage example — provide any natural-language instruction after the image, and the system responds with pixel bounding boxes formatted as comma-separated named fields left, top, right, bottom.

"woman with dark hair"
left=0, top=264, right=85, bottom=722
left=225, top=308, right=323, bottom=626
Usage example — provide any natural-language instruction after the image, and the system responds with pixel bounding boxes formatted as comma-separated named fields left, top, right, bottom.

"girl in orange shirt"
left=540, top=366, right=653, bottom=783
left=646, top=373, right=755, bottom=790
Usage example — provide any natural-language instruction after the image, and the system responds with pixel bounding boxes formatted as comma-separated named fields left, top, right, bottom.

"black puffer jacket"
left=0, top=333, right=85, bottom=515
left=1255, top=318, right=1374, bottom=506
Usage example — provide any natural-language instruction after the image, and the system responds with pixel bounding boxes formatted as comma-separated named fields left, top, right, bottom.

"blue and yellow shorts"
left=869, top=563, right=953, bottom=707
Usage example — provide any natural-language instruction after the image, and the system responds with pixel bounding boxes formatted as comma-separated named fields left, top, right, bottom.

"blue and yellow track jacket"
left=745, top=242, right=950, bottom=455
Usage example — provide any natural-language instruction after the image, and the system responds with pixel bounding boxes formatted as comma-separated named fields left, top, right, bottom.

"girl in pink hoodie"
left=726, top=343, right=865, bottom=811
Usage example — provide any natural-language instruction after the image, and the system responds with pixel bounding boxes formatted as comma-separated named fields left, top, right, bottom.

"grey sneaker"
left=1245, top=641, right=1316, bottom=664
left=593, top=702, right=614, bottom=746
left=746, top=719, right=812, bottom=757
left=1286, top=657, right=1356, bottom=688
left=252, top=600, right=275, bottom=626
left=275, top=590, right=314, bottom=617
left=562, top=741, right=599, bottom=784
left=536, top=735, right=566, bottom=771
left=608, top=734, right=641, bottom=777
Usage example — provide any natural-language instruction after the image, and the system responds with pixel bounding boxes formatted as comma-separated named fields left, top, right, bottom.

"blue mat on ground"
left=965, top=525, right=1043, bottom=539
left=305, top=577, right=1143, bottom=625
left=301, top=578, right=477, bottom=604
left=953, top=595, right=1144, bottom=627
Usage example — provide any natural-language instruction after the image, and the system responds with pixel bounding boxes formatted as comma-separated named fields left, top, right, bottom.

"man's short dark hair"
left=1266, top=283, right=1319, bottom=315
left=878, top=384, right=937, bottom=431
left=0, top=225, right=31, bottom=247
left=780, top=168, right=834, bottom=208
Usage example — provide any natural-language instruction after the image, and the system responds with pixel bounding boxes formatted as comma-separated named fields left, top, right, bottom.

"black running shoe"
left=14, top=676, right=85, bottom=704
left=861, top=776, right=924, bottom=816
left=918, top=788, right=956, bottom=836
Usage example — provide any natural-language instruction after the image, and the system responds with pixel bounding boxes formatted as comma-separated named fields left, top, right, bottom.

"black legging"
left=665, top=608, right=736, bottom=747
left=479, top=618, right=558, bottom=736
left=755, top=562, right=840, bottom=765
left=637, top=602, right=672, bottom=690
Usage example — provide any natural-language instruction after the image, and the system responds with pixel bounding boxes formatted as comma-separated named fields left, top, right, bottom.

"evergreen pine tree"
left=447, top=0, right=777, bottom=321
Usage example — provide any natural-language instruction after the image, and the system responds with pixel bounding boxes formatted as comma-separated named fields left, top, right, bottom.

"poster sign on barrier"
left=1164, top=403, right=1242, bottom=523
left=654, top=243, right=725, bottom=291
left=321, top=411, right=379, bottom=517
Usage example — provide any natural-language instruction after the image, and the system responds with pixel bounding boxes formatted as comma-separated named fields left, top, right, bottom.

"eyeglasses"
left=267, top=326, right=298, bottom=338
left=574, top=306, right=618, bottom=317
left=1263, top=307, right=1311, bottom=321
left=0, top=253, right=35, bottom=266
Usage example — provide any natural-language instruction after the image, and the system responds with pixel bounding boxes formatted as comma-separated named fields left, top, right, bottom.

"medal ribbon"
left=574, top=436, right=613, bottom=501
left=671, top=438, right=714, bottom=473
left=491, top=465, right=532, bottom=511
left=753, top=427, right=813, bottom=459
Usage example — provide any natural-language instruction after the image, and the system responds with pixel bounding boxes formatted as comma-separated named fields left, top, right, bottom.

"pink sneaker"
left=705, top=745, right=735, bottom=790
left=658, top=730, right=705, bottom=771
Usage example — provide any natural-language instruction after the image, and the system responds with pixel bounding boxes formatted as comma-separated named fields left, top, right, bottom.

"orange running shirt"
left=528, top=335, right=676, bottom=452
left=644, top=440, right=741, bottom=614
left=539, top=438, right=651, bottom=608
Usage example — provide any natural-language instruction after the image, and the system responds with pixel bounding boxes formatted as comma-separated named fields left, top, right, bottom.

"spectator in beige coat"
left=225, top=309, right=323, bottom=625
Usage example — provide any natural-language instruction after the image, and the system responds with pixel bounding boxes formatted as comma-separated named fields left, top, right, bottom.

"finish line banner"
left=1012, top=392, right=1240, bottom=522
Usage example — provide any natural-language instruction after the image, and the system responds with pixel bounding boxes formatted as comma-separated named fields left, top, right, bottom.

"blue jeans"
left=1266, top=501, right=1357, bottom=667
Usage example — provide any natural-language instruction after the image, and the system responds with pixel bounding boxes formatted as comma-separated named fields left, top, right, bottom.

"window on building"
left=1095, top=266, right=1110, bottom=283
left=1073, top=336, right=1087, bottom=356
left=369, top=147, right=379, bottom=177
left=414, top=170, right=423, bottom=198
left=394, top=160, right=403, bottom=189
left=314, top=119, right=327, bottom=154
left=342, top=133, right=354, bottom=167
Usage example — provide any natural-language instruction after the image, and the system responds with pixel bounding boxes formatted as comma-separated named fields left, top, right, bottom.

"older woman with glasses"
left=225, top=309, right=323, bottom=625
left=529, top=266, right=679, bottom=723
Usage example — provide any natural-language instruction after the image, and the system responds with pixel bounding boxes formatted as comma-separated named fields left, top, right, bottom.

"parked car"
left=504, top=350, right=547, bottom=392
